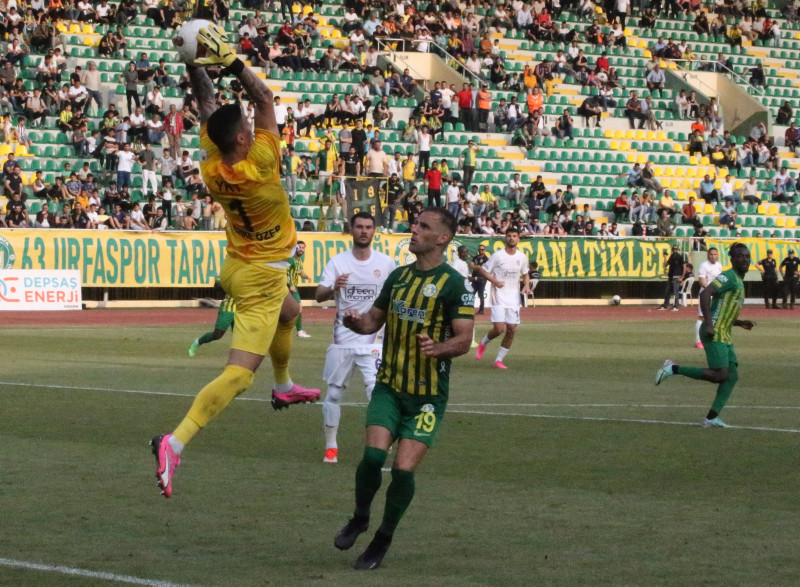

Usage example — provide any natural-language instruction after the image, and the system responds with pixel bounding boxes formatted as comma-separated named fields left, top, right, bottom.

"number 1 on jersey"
left=230, top=199, right=253, bottom=231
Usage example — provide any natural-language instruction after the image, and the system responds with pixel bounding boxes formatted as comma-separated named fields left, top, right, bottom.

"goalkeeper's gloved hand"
left=196, top=23, right=237, bottom=68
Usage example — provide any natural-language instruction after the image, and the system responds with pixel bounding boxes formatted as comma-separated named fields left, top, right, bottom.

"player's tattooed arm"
left=234, top=66, right=279, bottom=135
left=187, top=66, right=217, bottom=125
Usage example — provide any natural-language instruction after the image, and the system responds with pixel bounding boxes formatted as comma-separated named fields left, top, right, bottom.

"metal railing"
left=373, top=36, right=486, bottom=87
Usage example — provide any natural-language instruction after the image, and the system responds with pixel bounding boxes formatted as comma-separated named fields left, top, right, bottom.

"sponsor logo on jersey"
left=464, top=278, right=474, bottom=293
left=421, top=283, right=438, bottom=297
left=373, top=269, right=381, bottom=278
left=461, top=293, right=475, bottom=305
left=420, top=403, right=435, bottom=413
left=717, top=274, right=728, bottom=283
left=344, top=284, right=378, bottom=301
left=392, top=300, right=426, bottom=323
left=0, top=235, right=15, bottom=269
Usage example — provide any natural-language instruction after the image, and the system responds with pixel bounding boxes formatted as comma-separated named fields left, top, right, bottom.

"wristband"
left=226, top=58, right=245, bottom=76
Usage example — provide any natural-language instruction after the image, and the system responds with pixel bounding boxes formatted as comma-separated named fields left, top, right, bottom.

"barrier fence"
left=1, top=230, right=795, bottom=289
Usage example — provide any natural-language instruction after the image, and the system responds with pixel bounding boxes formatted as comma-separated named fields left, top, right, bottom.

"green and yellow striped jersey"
left=219, top=295, right=236, bottom=314
left=287, top=255, right=304, bottom=287
left=374, top=262, right=475, bottom=399
left=709, top=268, right=744, bottom=344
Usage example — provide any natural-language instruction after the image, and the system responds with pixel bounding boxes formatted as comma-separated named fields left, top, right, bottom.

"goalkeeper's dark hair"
left=728, top=242, right=748, bottom=257
left=206, top=104, right=245, bottom=153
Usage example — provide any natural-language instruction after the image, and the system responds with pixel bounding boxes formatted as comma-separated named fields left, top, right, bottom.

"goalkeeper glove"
left=196, top=23, right=237, bottom=68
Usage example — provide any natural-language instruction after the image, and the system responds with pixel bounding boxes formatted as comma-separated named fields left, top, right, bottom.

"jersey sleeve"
left=373, top=267, right=399, bottom=312
left=444, top=271, right=475, bottom=321
left=484, top=251, right=499, bottom=274
left=319, top=257, right=338, bottom=288
left=711, top=271, right=734, bottom=294
left=246, top=129, right=281, bottom=180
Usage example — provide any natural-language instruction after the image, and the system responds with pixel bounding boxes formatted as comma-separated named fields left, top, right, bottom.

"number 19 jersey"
left=485, top=248, right=529, bottom=309
left=200, top=125, right=296, bottom=264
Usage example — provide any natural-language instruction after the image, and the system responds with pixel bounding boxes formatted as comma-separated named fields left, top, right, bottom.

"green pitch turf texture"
left=2, top=316, right=799, bottom=586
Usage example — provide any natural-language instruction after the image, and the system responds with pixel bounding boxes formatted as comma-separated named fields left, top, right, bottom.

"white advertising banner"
left=0, top=270, right=82, bottom=311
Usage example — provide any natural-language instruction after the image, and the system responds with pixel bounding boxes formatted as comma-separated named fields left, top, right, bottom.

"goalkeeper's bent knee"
left=186, top=365, right=255, bottom=429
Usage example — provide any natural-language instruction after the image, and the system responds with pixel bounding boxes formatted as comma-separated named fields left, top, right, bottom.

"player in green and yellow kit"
left=287, top=240, right=311, bottom=337
left=332, top=208, right=474, bottom=570
left=655, top=242, right=756, bottom=428
left=188, top=295, right=236, bottom=357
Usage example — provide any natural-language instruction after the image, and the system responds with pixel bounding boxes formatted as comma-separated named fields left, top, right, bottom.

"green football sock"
left=296, top=311, right=303, bottom=332
left=676, top=365, right=705, bottom=379
left=198, top=331, right=216, bottom=346
left=379, top=468, right=415, bottom=536
left=711, top=365, right=738, bottom=415
left=354, top=446, right=387, bottom=519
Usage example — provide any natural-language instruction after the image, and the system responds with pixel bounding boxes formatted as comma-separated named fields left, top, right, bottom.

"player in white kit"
left=315, top=212, right=397, bottom=463
left=694, top=246, right=723, bottom=348
left=473, top=227, right=532, bottom=369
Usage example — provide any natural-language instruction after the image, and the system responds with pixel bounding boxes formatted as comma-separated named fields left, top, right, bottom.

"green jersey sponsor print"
left=373, top=263, right=474, bottom=399
left=709, top=268, right=744, bottom=344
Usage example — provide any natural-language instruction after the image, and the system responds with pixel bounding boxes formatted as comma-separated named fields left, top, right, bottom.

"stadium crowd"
left=1, top=0, right=800, bottom=238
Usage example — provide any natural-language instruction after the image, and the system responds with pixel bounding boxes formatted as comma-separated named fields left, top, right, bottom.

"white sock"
left=480, top=335, right=490, bottom=346
left=324, top=425, right=339, bottom=450
left=694, top=320, right=702, bottom=344
left=274, top=380, right=294, bottom=393
left=472, top=327, right=476, bottom=343
left=168, top=435, right=184, bottom=455
left=192, top=338, right=199, bottom=345
left=496, top=347, right=509, bottom=362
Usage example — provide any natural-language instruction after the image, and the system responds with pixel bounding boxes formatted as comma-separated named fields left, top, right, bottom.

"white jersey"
left=697, top=261, right=723, bottom=291
left=485, top=248, right=529, bottom=309
left=450, top=258, right=469, bottom=278
left=319, top=248, right=396, bottom=346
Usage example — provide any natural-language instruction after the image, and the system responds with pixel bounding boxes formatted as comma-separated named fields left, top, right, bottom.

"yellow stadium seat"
left=688, top=190, right=698, bottom=199
left=768, top=205, right=778, bottom=215
left=676, top=168, right=686, bottom=177
left=620, top=141, right=631, bottom=150
left=308, top=142, right=319, bottom=152
left=82, top=24, right=94, bottom=34
left=700, top=156, right=710, bottom=166
left=686, top=168, right=697, bottom=178
left=56, top=23, right=68, bottom=32
left=694, top=202, right=703, bottom=213
left=776, top=218, right=786, bottom=227
left=673, top=143, right=683, bottom=152
left=734, top=180, right=743, bottom=190
left=69, top=23, right=81, bottom=34
left=330, top=29, right=341, bottom=38
left=20, top=172, right=29, bottom=185
left=625, top=130, right=636, bottom=140
left=604, top=129, right=614, bottom=138
left=635, top=130, right=646, bottom=140
left=664, top=167, right=675, bottom=177
left=654, top=168, right=663, bottom=177
left=704, top=204, right=715, bottom=214
left=614, top=130, right=625, bottom=139
left=627, top=153, right=637, bottom=163
left=681, top=179, right=693, bottom=189
left=0, top=145, right=11, bottom=156
left=646, top=131, right=656, bottom=140
left=14, top=145, right=28, bottom=157
left=610, top=140, right=619, bottom=150
left=637, top=154, right=647, bottom=164
left=757, top=204, right=767, bottom=214
left=689, top=155, right=698, bottom=165
left=788, top=218, right=797, bottom=228
left=657, top=131, right=667, bottom=141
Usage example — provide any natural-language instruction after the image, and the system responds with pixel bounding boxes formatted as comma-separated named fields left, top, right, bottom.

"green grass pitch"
left=1, top=316, right=799, bottom=585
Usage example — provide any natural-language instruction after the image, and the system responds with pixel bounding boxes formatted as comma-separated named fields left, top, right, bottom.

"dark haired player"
left=150, top=23, right=319, bottom=498
left=474, top=226, right=532, bottom=369
left=333, top=208, right=474, bottom=569
left=655, top=243, right=756, bottom=428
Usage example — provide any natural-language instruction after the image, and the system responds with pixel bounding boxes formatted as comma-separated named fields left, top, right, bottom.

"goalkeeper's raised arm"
left=193, top=22, right=278, bottom=134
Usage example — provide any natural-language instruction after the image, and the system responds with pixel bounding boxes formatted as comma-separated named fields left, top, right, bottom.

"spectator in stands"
left=646, top=64, right=666, bottom=97
left=578, top=95, right=602, bottom=128
left=657, top=189, right=680, bottom=219
left=699, top=174, right=719, bottom=203
left=688, top=129, right=705, bottom=157
left=656, top=208, right=677, bottom=236
left=785, top=122, right=799, bottom=154
left=681, top=196, right=702, bottom=230
left=555, top=108, right=574, bottom=140
left=613, top=191, right=630, bottom=221
left=5, top=199, right=28, bottom=228
left=739, top=175, right=761, bottom=205
left=120, top=62, right=139, bottom=114
left=776, top=101, right=793, bottom=125
left=719, top=201, right=737, bottom=229
left=625, top=91, right=646, bottom=129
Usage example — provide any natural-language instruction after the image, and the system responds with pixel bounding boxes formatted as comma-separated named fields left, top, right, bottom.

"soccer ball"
left=172, top=19, right=212, bottom=66
left=611, top=295, right=621, bottom=306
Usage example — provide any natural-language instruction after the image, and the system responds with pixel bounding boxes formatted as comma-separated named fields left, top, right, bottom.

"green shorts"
left=365, top=382, right=447, bottom=448
left=214, top=309, right=235, bottom=333
left=700, top=331, right=738, bottom=369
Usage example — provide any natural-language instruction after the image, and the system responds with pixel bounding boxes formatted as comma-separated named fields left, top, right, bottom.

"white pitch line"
left=3, top=381, right=800, bottom=433
left=447, top=402, right=800, bottom=410
left=446, top=409, right=800, bottom=434
left=0, top=557, right=192, bottom=587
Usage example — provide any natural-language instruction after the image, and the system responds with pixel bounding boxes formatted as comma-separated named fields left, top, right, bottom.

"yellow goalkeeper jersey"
left=199, top=126, right=296, bottom=264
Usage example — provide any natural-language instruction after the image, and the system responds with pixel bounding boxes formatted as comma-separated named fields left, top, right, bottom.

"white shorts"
left=322, top=344, right=382, bottom=390
left=490, top=305, right=521, bottom=325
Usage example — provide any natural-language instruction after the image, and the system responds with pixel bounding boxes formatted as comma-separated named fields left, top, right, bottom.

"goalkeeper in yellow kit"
left=151, top=23, right=320, bottom=498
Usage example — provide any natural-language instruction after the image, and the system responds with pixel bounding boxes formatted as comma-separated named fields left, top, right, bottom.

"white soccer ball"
left=172, top=19, right=213, bottom=66
left=611, top=295, right=621, bottom=306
